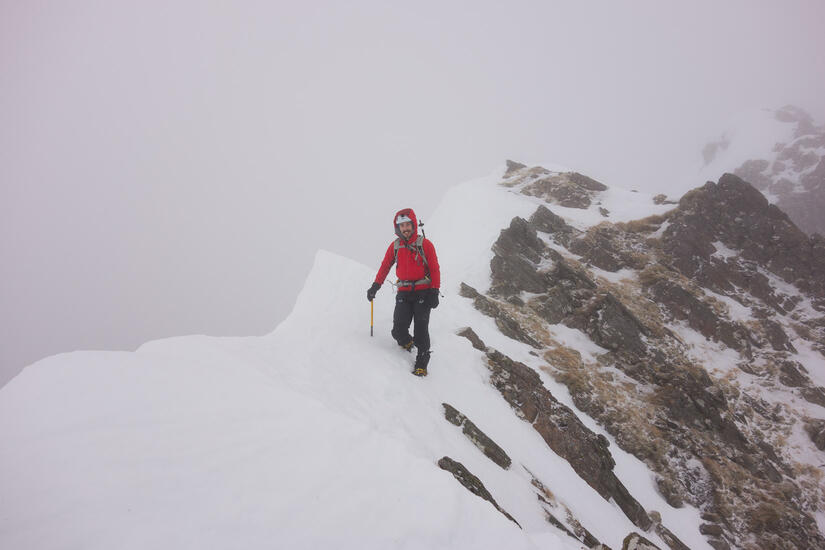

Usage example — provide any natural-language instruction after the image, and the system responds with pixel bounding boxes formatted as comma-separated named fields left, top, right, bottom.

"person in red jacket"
left=367, top=208, right=440, bottom=376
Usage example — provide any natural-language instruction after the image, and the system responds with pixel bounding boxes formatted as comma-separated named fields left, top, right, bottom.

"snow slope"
left=1, top=166, right=710, bottom=549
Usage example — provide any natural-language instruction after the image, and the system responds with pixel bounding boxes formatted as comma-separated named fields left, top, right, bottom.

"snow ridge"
left=3, top=162, right=823, bottom=549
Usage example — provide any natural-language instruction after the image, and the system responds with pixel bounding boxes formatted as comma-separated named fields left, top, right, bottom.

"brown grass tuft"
left=618, top=213, right=669, bottom=234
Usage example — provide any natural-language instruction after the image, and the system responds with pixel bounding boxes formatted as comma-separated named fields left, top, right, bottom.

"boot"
left=413, top=351, right=430, bottom=377
left=400, top=339, right=414, bottom=353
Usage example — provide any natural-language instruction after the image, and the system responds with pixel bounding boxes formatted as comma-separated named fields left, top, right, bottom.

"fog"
left=2, top=1, right=824, bottom=386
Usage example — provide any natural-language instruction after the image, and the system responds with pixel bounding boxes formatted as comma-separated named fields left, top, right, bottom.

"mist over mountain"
left=699, top=105, right=825, bottom=236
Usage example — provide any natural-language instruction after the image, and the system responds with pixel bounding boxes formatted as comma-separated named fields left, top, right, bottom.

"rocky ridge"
left=457, top=162, right=825, bottom=550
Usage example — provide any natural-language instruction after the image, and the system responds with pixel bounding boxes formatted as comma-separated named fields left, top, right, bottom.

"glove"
left=427, top=288, right=440, bottom=309
left=367, top=282, right=381, bottom=302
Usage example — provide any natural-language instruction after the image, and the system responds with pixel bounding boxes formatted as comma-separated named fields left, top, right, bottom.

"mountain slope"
left=471, top=162, right=825, bottom=549
left=3, top=163, right=823, bottom=549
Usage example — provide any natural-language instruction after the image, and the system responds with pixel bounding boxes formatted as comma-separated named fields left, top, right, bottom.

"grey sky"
left=2, top=1, right=824, bottom=386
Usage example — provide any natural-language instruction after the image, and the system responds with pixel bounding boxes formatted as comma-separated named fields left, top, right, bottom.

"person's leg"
left=411, top=292, right=431, bottom=353
left=412, top=291, right=432, bottom=372
left=391, top=291, right=415, bottom=348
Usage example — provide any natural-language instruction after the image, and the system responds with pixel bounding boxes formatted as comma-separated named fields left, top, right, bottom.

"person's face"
left=399, top=221, right=414, bottom=239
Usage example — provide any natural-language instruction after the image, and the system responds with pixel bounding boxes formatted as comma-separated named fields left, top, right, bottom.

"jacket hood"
left=393, top=208, right=418, bottom=242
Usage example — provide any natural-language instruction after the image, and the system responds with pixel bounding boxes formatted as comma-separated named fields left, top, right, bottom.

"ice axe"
left=370, top=300, right=374, bottom=337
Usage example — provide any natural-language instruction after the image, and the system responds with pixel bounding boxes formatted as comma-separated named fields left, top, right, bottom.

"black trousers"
left=391, top=289, right=432, bottom=354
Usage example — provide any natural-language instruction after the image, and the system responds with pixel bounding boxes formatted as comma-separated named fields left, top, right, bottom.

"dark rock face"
left=569, top=172, right=609, bottom=192
left=621, top=532, right=662, bottom=550
left=526, top=468, right=604, bottom=548
left=706, top=539, right=731, bottom=550
left=528, top=288, right=575, bottom=324
left=652, top=521, right=690, bottom=550
left=483, top=348, right=652, bottom=531
left=699, top=523, right=723, bottom=536
left=778, top=360, right=807, bottom=387
left=541, top=510, right=578, bottom=543
left=456, top=327, right=487, bottom=352
left=567, top=292, right=649, bottom=356
left=456, top=326, right=653, bottom=532
left=663, top=173, right=825, bottom=301
left=442, top=403, right=512, bottom=470
left=646, top=279, right=754, bottom=355
left=510, top=170, right=608, bottom=209
left=805, top=419, right=825, bottom=450
left=460, top=283, right=543, bottom=349
left=801, top=386, right=825, bottom=408
left=568, top=224, right=650, bottom=273
left=761, top=318, right=795, bottom=352
left=504, top=159, right=527, bottom=177
left=494, top=216, right=546, bottom=265
left=476, top=167, right=825, bottom=549
left=490, top=217, right=559, bottom=297
left=569, top=228, right=626, bottom=272
left=437, top=456, right=520, bottom=527
left=655, top=477, right=684, bottom=509
left=529, top=204, right=580, bottom=246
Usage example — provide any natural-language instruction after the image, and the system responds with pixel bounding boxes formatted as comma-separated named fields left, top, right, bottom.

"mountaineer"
left=367, top=208, right=441, bottom=376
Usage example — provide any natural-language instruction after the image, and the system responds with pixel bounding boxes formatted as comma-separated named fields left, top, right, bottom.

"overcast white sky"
left=2, top=1, right=824, bottom=386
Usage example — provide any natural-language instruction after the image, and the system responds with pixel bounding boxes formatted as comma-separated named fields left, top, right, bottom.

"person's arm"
left=424, top=239, right=440, bottom=289
left=375, top=242, right=395, bottom=285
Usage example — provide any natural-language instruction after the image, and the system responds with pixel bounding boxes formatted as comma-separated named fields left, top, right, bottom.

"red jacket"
left=374, top=208, right=440, bottom=292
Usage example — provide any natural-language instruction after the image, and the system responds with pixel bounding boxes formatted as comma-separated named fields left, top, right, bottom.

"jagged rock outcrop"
left=460, top=283, right=544, bottom=348
left=662, top=172, right=825, bottom=302
left=457, top=325, right=653, bottom=531
left=648, top=512, right=690, bottom=550
left=568, top=223, right=652, bottom=272
left=529, top=204, right=580, bottom=246
left=458, top=164, right=825, bottom=549
left=622, top=532, right=662, bottom=550
left=437, top=456, right=520, bottom=527
left=566, top=292, right=650, bottom=356
left=645, top=277, right=756, bottom=355
left=805, top=419, right=825, bottom=451
left=442, top=403, right=512, bottom=470
left=486, top=348, right=652, bottom=530
left=525, top=467, right=605, bottom=548
left=505, top=159, right=528, bottom=176
left=489, top=217, right=561, bottom=297
left=501, top=161, right=608, bottom=209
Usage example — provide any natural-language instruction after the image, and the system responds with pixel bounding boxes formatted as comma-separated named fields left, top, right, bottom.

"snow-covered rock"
left=474, top=162, right=825, bottom=549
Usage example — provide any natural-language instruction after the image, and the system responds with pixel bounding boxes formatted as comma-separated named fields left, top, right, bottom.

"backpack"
left=393, top=235, right=429, bottom=269
left=392, top=235, right=431, bottom=287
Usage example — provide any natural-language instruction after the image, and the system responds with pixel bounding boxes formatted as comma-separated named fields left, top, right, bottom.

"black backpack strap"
left=392, top=238, right=402, bottom=265
left=414, top=235, right=428, bottom=269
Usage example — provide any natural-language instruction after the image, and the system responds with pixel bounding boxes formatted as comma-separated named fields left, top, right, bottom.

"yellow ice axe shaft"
left=370, top=300, right=374, bottom=337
